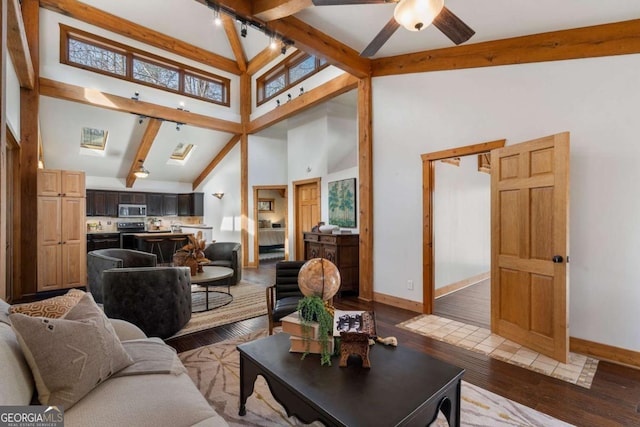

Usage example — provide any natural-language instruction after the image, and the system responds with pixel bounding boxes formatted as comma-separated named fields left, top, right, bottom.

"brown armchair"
left=266, top=260, right=307, bottom=335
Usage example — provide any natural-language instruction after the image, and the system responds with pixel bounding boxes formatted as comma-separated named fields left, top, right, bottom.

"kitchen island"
left=133, top=232, right=194, bottom=264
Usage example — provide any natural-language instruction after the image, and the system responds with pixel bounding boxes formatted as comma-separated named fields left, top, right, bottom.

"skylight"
left=80, top=127, right=108, bottom=150
left=171, top=143, right=194, bottom=160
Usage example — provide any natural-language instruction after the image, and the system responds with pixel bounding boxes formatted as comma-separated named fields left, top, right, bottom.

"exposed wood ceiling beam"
left=7, top=0, right=34, bottom=89
left=39, top=0, right=240, bottom=75
left=253, top=0, right=312, bottom=22
left=268, top=16, right=370, bottom=78
left=373, top=18, right=640, bottom=77
left=39, top=78, right=242, bottom=134
left=247, top=45, right=285, bottom=75
left=192, top=0, right=252, bottom=17
left=249, top=72, right=358, bottom=133
left=222, top=14, right=247, bottom=73
left=192, top=134, right=241, bottom=190
left=125, top=118, right=162, bottom=188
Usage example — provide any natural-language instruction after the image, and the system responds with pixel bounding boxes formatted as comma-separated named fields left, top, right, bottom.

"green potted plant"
left=297, top=295, right=334, bottom=366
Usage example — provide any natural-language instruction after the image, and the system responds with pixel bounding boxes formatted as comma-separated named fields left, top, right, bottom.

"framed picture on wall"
left=328, top=178, right=356, bottom=228
left=258, top=198, right=275, bottom=212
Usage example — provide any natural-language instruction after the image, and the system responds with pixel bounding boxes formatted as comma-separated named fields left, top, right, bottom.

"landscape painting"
left=328, top=178, right=356, bottom=228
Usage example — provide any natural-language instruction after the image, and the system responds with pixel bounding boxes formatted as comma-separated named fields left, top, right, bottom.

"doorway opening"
left=432, top=153, right=492, bottom=329
left=420, top=139, right=506, bottom=328
left=253, top=185, right=288, bottom=266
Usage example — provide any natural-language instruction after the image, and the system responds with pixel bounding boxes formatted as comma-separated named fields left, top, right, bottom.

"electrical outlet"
left=407, top=280, right=414, bottom=290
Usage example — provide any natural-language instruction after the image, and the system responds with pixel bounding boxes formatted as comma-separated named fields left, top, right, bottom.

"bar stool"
left=145, top=238, right=165, bottom=264
left=169, top=236, right=188, bottom=261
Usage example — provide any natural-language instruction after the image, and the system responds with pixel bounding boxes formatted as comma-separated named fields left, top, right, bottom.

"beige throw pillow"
left=10, top=289, right=85, bottom=318
left=9, top=293, right=133, bottom=409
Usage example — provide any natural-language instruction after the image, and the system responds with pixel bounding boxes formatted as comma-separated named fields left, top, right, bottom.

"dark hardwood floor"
left=167, top=264, right=640, bottom=427
left=434, top=279, right=490, bottom=329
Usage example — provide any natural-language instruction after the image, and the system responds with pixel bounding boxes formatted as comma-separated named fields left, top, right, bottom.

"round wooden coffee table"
left=190, top=266, right=234, bottom=312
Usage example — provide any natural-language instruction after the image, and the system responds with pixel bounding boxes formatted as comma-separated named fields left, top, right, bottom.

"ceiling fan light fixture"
left=394, top=0, right=444, bottom=32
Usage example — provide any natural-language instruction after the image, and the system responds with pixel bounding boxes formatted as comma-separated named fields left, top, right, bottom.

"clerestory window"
left=60, top=24, right=230, bottom=106
left=256, top=51, right=329, bottom=106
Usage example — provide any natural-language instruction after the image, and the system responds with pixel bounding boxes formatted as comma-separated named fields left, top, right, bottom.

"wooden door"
left=61, top=197, right=86, bottom=288
left=37, top=197, right=62, bottom=291
left=294, top=179, right=320, bottom=259
left=491, top=132, right=570, bottom=363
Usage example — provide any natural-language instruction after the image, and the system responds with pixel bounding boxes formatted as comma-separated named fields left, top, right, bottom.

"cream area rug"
left=398, top=314, right=598, bottom=389
left=168, top=281, right=267, bottom=339
left=178, top=330, right=573, bottom=427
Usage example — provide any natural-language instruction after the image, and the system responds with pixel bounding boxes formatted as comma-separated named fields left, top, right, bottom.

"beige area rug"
left=178, top=330, right=573, bottom=427
left=169, top=281, right=267, bottom=339
left=398, top=314, right=598, bottom=389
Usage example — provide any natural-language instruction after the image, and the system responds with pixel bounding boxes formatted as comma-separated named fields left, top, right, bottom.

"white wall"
left=247, top=134, right=288, bottom=261
left=433, top=157, right=490, bottom=289
left=200, top=144, right=242, bottom=244
left=6, top=59, right=20, bottom=137
left=373, top=54, right=640, bottom=351
left=85, top=176, right=192, bottom=193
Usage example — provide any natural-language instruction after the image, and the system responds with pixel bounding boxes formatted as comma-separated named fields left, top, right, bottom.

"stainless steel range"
left=117, top=221, right=146, bottom=249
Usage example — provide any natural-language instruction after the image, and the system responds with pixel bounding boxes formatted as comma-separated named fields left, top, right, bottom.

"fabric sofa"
left=87, top=249, right=157, bottom=303
left=0, top=298, right=227, bottom=427
left=202, top=242, right=242, bottom=285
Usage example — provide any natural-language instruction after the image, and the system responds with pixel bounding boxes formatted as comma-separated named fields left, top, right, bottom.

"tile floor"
left=398, top=314, right=598, bottom=389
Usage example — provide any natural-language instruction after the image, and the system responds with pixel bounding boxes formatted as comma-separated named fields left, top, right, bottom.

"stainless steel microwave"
left=118, top=204, right=147, bottom=218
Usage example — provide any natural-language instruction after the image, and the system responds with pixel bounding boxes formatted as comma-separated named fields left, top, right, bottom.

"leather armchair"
left=102, top=266, right=192, bottom=339
left=266, top=260, right=306, bottom=335
left=87, top=249, right=157, bottom=303
left=202, top=242, right=242, bottom=285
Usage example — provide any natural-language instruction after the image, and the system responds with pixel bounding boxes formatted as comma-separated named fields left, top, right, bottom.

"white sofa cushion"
left=0, top=322, right=35, bottom=406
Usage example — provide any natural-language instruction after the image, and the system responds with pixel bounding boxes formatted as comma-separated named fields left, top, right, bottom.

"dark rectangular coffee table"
left=237, top=333, right=464, bottom=426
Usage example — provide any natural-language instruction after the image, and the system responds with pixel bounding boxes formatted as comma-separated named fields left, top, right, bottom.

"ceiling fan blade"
left=432, top=6, right=475, bottom=45
left=312, top=0, right=396, bottom=5
left=360, top=17, right=400, bottom=57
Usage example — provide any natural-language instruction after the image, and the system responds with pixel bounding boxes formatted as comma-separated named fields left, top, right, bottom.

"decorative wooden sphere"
left=298, top=258, right=341, bottom=300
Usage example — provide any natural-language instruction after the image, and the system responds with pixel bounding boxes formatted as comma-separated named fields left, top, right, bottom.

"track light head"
left=240, top=23, right=247, bottom=38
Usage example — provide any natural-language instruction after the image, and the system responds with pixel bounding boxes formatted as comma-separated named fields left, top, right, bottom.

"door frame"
left=252, top=184, right=289, bottom=267
left=292, top=177, right=321, bottom=260
left=420, top=139, right=506, bottom=313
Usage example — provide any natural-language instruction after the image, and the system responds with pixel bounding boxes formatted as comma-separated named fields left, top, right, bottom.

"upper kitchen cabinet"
left=147, top=193, right=164, bottom=216
left=178, top=193, right=203, bottom=216
left=37, top=170, right=85, bottom=197
left=163, top=194, right=178, bottom=216
left=119, top=192, right=146, bottom=204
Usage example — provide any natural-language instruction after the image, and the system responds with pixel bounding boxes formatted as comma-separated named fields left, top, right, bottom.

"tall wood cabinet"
left=303, top=232, right=359, bottom=295
left=37, top=169, right=86, bottom=291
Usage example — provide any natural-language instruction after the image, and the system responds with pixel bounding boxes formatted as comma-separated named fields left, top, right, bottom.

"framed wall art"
left=328, top=178, right=356, bottom=228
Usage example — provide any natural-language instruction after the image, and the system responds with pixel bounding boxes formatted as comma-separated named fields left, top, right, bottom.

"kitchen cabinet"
left=303, top=232, right=359, bottom=295
left=147, top=193, right=164, bottom=216
left=87, top=233, right=120, bottom=252
left=92, top=191, right=119, bottom=217
left=163, top=194, right=178, bottom=216
left=86, top=190, right=94, bottom=216
left=37, top=169, right=87, bottom=291
left=178, top=192, right=204, bottom=216
left=119, top=192, right=146, bottom=204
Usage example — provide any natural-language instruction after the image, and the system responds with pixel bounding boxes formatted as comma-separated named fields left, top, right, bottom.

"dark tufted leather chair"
left=87, top=249, right=157, bottom=303
left=202, top=242, right=242, bottom=285
left=102, top=266, right=192, bottom=339
left=266, top=260, right=306, bottom=335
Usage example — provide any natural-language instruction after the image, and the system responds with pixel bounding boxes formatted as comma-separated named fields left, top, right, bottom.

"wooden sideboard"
left=303, top=232, right=359, bottom=295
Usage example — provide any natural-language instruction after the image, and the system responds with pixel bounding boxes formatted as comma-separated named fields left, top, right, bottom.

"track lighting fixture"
left=270, top=37, right=278, bottom=50
left=176, top=123, right=181, bottom=131
left=204, top=1, right=295, bottom=52
left=131, top=92, right=139, bottom=101
left=213, top=10, right=221, bottom=26
left=299, top=87, right=304, bottom=96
